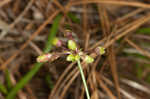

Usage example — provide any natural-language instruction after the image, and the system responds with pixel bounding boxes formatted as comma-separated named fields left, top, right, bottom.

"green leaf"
left=136, top=63, right=143, bottom=78
left=124, top=53, right=149, bottom=61
left=45, top=75, right=53, bottom=89
left=6, top=14, right=62, bottom=99
left=5, top=69, right=13, bottom=91
left=146, top=75, right=150, bottom=83
left=44, top=15, right=62, bottom=53
left=136, top=28, right=150, bottom=35
left=0, top=82, right=8, bottom=95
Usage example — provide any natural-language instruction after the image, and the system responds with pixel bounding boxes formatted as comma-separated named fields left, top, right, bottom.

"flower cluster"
left=36, top=30, right=105, bottom=63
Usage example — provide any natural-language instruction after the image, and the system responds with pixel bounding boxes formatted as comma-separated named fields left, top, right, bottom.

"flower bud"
left=66, top=54, right=80, bottom=62
left=68, top=40, right=77, bottom=50
left=65, top=29, right=73, bottom=39
left=37, top=53, right=52, bottom=63
left=95, top=46, right=105, bottom=55
left=74, top=54, right=80, bottom=61
left=84, top=55, right=94, bottom=63
left=52, top=37, right=62, bottom=47
left=66, top=54, right=75, bottom=62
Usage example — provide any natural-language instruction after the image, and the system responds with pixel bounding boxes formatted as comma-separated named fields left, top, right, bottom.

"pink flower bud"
left=52, top=37, right=62, bottom=47
left=37, top=53, right=52, bottom=63
left=56, top=39, right=62, bottom=47
left=65, top=30, right=73, bottom=39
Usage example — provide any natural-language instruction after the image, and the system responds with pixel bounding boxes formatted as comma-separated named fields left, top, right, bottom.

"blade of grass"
left=136, top=28, right=150, bottom=35
left=45, top=74, right=53, bottom=90
left=44, top=15, right=62, bottom=53
left=67, top=12, right=80, bottom=24
left=5, top=69, right=13, bottom=91
left=136, top=63, right=143, bottom=78
left=146, top=74, right=150, bottom=83
left=6, top=14, right=62, bottom=99
left=124, top=52, right=150, bottom=61
left=0, top=82, right=8, bottom=95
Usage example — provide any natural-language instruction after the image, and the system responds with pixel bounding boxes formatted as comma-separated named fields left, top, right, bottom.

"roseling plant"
left=36, top=30, right=105, bottom=99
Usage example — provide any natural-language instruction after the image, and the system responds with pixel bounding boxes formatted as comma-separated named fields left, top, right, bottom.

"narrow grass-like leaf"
left=0, top=82, right=8, bottom=95
left=143, top=64, right=150, bottom=68
left=136, top=63, right=143, bottom=78
left=67, top=12, right=80, bottom=24
left=45, top=75, right=53, bottom=90
left=146, top=75, right=150, bottom=83
left=44, top=15, right=62, bottom=53
left=136, top=28, right=150, bottom=35
left=5, top=69, right=13, bottom=91
left=6, top=14, right=62, bottom=99
left=124, top=52, right=150, bottom=61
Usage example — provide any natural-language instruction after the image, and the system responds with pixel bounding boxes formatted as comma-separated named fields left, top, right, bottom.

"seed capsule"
left=95, top=46, right=105, bottom=55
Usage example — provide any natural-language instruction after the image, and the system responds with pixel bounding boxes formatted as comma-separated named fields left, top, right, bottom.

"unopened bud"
left=95, top=46, right=105, bottom=55
left=74, top=54, right=80, bottom=61
left=65, top=30, right=73, bottom=39
left=66, top=54, right=75, bottom=62
left=52, top=37, right=62, bottom=47
left=37, top=53, right=52, bottom=63
left=84, top=55, right=94, bottom=63
left=68, top=40, right=77, bottom=51
left=66, top=54, right=80, bottom=62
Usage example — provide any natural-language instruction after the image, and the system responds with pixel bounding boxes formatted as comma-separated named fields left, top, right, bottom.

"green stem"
left=77, top=60, right=90, bottom=99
